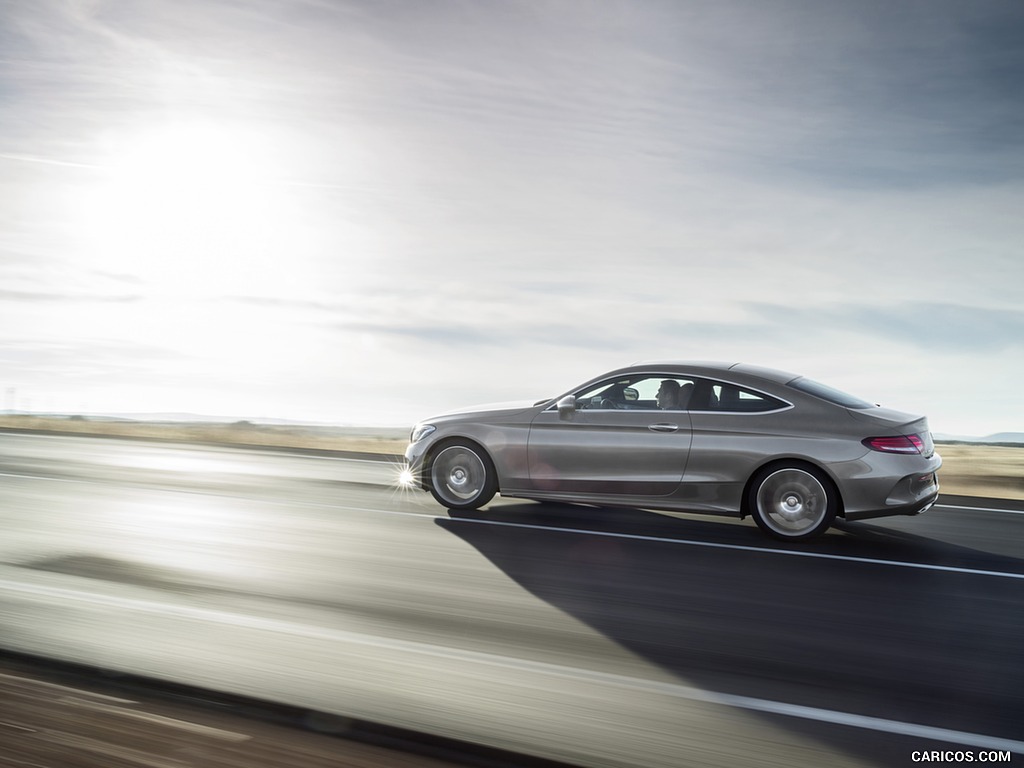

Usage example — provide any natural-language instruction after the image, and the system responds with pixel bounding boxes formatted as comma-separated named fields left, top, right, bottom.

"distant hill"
left=935, top=432, right=1024, bottom=445
left=8, top=412, right=405, bottom=429
left=981, top=432, right=1024, bottom=444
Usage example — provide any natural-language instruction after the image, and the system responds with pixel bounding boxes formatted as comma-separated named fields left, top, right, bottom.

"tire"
left=748, top=464, right=837, bottom=541
left=428, top=441, right=497, bottom=510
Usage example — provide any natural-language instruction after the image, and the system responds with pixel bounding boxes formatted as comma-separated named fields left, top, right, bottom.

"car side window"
left=572, top=376, right=694, bottom=410
left=574, top=379, right=627, bottom=409
left=630, top=377, right=694, bottom=410
left=706, top=382, right=787, bottom=412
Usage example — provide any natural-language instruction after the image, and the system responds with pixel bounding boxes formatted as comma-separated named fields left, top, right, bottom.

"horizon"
left=3, top=1, right=1023, bottom=437
left=2, top=408, right=1023, bottom=444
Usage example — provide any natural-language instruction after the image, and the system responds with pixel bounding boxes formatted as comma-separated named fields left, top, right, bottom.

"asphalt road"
left=0, top=432, right=1022, bottom=767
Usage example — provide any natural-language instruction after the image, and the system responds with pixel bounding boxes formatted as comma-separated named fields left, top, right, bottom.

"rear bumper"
left=842, top=493, right=938, bottom=521
left=842, top=468, right=940, bottom=521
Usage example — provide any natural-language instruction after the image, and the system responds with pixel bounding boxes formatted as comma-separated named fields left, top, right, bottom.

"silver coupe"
left=403, top=362, right=941, bottom=540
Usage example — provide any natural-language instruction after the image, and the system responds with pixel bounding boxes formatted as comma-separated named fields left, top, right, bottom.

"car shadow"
left=436, top=501, right=1024, bottom=765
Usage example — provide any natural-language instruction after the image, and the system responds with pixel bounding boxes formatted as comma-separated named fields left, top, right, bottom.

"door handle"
left=648, top=423, right=679, bottom=433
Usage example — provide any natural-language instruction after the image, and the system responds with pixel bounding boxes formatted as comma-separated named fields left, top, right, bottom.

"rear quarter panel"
left=679, top=403, right=866, bottom=511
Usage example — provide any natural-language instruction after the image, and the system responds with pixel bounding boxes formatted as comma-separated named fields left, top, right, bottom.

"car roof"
left=626, top=360, right=801, bottom=385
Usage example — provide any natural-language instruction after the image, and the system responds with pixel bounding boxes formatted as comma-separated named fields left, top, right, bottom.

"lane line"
left=0, top=720, right=36, bottom=732
left=61, top=697, right=250, bottom=741
left=702, top=693, right=1024, bottom=755
left=2, top=578, right=1021, bottom=755
left=0, top=471, right=79, bottom=483
left=2, top=469, right=1022, bottom=579
left=936, top=503, right=1024, bottom=515
left=3, top=465, right=1021, bottom=513
left=3, top=461, right=1022, bottom=511
left=333, top=501, right=1024, bottom=581
left=0, top=671, right=136, bottom=704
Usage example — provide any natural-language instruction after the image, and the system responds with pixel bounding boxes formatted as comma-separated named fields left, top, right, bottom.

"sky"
left=1, top=0, right=1023, bottom=436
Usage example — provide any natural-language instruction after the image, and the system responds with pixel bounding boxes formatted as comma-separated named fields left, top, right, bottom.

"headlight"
left=410, top=424, right=436, bottom=444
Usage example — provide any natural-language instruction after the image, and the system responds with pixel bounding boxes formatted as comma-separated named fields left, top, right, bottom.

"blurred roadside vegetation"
left=933, top=443, right=1023, bottom=500
left=0, top=414, right=406, bottom=456
left=0, top=415, right=1020, bottom=501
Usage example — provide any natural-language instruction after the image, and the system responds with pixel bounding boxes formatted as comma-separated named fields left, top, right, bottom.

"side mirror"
left=623, top=387, right=639, bottom=402
left=556, top=395, right=577, bottom=420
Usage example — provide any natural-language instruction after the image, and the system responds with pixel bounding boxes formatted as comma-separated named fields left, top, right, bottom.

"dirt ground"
left=1, top=415, right=1020, bottom=501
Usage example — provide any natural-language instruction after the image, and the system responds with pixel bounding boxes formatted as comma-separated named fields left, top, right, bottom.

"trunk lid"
left=848, top=407, right=935, bottom=457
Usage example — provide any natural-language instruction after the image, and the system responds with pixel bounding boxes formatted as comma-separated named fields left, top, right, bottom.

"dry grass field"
left=0, top=415, right=1021, bottom=501
left=932, top=443, right=1024, bottom=501
left=0, top=415, right=407, bottom=457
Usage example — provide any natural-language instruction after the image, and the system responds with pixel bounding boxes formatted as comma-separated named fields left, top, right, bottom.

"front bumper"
left=403, top=441, right=431, bottom=490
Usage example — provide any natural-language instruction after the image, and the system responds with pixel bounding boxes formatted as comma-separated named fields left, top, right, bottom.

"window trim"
left=687, top=377, right=794, bottom=415
left=545, top=372, right=794, bottom=415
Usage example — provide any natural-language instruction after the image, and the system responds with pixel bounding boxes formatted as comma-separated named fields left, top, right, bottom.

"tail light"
left=862, top=434, right=925, bottom=454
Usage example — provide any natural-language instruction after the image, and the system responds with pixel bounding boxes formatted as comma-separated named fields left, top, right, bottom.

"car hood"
left=430, top=399, right=543, bottom=420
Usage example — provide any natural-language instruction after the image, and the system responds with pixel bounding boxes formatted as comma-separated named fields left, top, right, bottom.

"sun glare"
left=77, top=118, right=294, bottom=298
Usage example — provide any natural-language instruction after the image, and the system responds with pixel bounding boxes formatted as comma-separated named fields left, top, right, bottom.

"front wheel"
left=748, top=465, right=837, bottom=541
left=428, top=441, right=497, bottom=510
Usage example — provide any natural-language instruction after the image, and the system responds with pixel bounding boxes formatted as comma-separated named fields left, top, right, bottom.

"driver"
left=656, top=380, right=681, bottom=410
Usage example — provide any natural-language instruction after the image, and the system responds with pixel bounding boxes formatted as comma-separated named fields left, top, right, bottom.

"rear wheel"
left=749, top=465, right=836, bottom=541
left=428, top=441, right=497, bottom=510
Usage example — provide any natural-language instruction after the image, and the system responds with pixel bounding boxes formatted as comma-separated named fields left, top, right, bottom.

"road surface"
left=1, top=432, right=1021, bottom=767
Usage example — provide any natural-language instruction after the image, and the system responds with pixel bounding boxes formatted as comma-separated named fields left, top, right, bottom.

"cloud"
left=750, top=301, right=1024, bottom=353
left=0, top=338, right=186, bottom=377
left=1, top=0, right=1022, bottom=432
left=614, top=2, right=1024, bottom=188
left=332, top=319, right=640, bottom=353
left=230, top=295, right=338, bottom=312
left=0, top=289, right=142, bottom=303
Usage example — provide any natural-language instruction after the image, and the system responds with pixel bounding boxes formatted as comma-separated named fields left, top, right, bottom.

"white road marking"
left=0, top=471, right=77, bottom=482
left=0, top=720, right=36, bottom=732
left=2, top=465, right=1022, bottom=578
left=701, top=694, right=1024, bottom=755
left=1, top=578, right=1021, bottom=755
left=936, top=503, right=1024, bottom=515
left=0, top=671, right=136, bottom=704
left=61, top=697, right=250, bottom=741
left=331, top=501, right=1024, bottom=581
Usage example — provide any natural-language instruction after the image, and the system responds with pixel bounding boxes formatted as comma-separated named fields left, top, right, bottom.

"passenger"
left=656, top=380, right=681, bottom=410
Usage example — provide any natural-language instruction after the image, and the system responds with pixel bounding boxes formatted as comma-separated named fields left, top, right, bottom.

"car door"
left=526, top=375, right=693, bottom=497
left=682, top=378, right=793, bottom=508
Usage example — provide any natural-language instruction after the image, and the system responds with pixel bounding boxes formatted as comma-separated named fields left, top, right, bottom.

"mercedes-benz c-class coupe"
left=403, top=362, right=941, bottom=540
